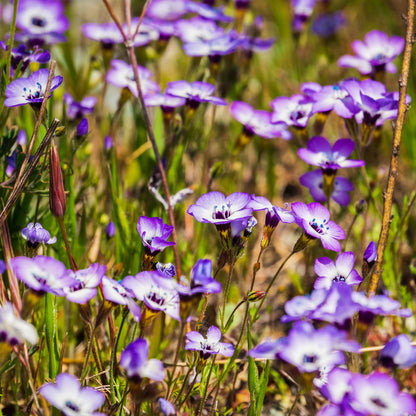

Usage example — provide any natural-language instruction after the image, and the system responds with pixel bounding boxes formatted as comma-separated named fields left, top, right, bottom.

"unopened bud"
left=76, top=118, right=88, bottom=139
left=49, top=142, right=66, bottom=218
left=246, top=290, right=266, bottom=302
left=55, top=126, right=66, bottom=137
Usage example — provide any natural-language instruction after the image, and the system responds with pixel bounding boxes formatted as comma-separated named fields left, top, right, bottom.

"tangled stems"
left=368, top=0, right=415, bottom=295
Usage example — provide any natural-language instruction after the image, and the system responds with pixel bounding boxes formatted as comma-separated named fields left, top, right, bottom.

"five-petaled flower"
left=292, top=202, right=345, bottom=252
left=4, top=68, right=63, bottom=107
left=39, top=373, right=105, bottom=416
left=185, top=325, right=234, bottom=360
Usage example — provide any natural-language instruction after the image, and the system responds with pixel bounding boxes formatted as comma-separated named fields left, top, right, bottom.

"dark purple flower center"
left=212, top=203, right=232, bottom=220
left=290, top=110, right=306, bottom=122
left=23, top=82, right=43, bottom=100
left=303, top=354, right=318, bottom=364
left=33, top=273, right=48, bottom=286
left=31, top=17, right=47, bottom=27
left=148, top=289, right=166, bottom=306
left=332, top=276, right=346, bottom=282
left=69, top=280, right=86, bottom=292
left=309, top=218, right=329, bottom=235
left=371, top=397, right=387, bottom=409
left=65, top=401, right=80, bottom=412
left=0, top=330, right=7, bottom=342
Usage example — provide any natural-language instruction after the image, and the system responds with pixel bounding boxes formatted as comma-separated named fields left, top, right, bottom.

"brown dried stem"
left=367, top=0, right=415, bottom=295
left=101, top=0, right=181, bottom=277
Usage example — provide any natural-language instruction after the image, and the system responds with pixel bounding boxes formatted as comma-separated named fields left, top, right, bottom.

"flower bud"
left=49, top=142, right=66, bottom=218
left=246, top=290, right=266, bottom=302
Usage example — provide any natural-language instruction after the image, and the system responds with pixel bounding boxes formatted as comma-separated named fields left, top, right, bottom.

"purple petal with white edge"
left=248, top=339, right=284, bottom=359
left=338, top=55, right=372, bottom=74
left=321, top=235, right=342, bottom=252
left=225, top=192, right=251, bottom=210
left=78, top=387, right=106, bottom=412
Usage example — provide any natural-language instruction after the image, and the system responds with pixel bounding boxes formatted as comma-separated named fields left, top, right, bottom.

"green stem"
left=166, top=320, right=185, bottom=400
left=45, top=293, right=58, bottom=379
left=221, top=258, right=236, bottom=330
left=6, top=0, right=19, bottom=83
left=110, top=310, right=128, bottom=403
left=197, top=356, right=217, bottom=416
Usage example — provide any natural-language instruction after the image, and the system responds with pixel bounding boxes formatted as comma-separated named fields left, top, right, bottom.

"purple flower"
left=319, top=367, right=354, bottom=405
left=145, top=0, right=188, bottom=21
left=106, top=59, right=160, bottom=98
left=76, top=118, right=89, bottom=138
left=0, top=41, right=50, bottom=73
left=4, top=68, right=63, bottom=107
left=248, top=195, right=295, bottom=227
left=187, top=191, right=252, bottom=225
left=122, top=271, right=180, bottom=321
left=364, top=241, right=377, bottom=263
left=21, top=222, right=56, bottom=247
left=380, top=334, right=416, bottom=369
left=349, top=372, right=416, bottom=416
left=182, top=31, right=242, bottom=59
left=353, top=291, right=412, bottom=323
left=39, top=373, right=105, bottom=416
left=291, top=0, right=316, bottom=33
left=175, top=17, right=225, bottom=43
left=136, top=216, right=175, bottom=254
left=156, top=262, right=176, bottom=278
left=159, top=398, right=176, bottom=416
left=0, top=302, right=38, bottom=346
left=185, top=325, right=234, bottom=360
left=281, top=289, right=327, bottom=323
left=302, top=82, right=353, bottom=118
left=120, top=338, right=165, bottom=382
left=11, top=256, right=74, bottom=296
left=270, top=94, right=313, bottom=129
left=314, top=252, right=362, bottom=289
left=177, top=259, right=221, bottom=301
left=64, top=93, right=97, bottom=120
left=341, top=78, right=403, bottom=126
left=312, top=12, right=345, bottom=38
left=82, top=20, right=157, bottom=48
left=165, top=81, right=226, bottom=109
left=291, top=202, right=345, bottom=252
left=104, top=135, right=113, bottom=151
left=185, top=2, right=232, bottom=23
left=144, top=92, right=186, bottom=112
left=299, top=170, right=353, bottom=207
left=15, top=0, right=69, bottom=44
left=230, top=101, right=291, bottom=140
left=101, top=276, right=142, bottom=322
left=105, top=221, right=116, bottom=238
left=298, top=136, right=364, bottom=172
left=338, top=30, right=404, bottom=75
left=252, top=321, right=359, bottom=373
left=63, top=263, right=106, bottom=304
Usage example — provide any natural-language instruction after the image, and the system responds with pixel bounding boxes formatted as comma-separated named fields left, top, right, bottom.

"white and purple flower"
left=21, top=222, right=56, bottom=247
left=271, top=94, right=314, bottom=129
left=299, top=170, right=354, bottom=207
left=291, top=202, right=345, bottom=252
left=230, top=101, right=291, bottom=140
left=314, top=251, right=362, bottom=289
left=39, top=373, right=105, bottom=416
left=0, top=302, right=38, bottom=346
left=136, top=216, right=175, bottom=254
left=63, top=263, right=106, bottom=304
left=4, top=68, right=63, bottom=107
left=120, top=338, right=165, bottom=382
left=185, top=325, right=234, bottom=360
left=338, top=30, right=405, bottom=75
left=380, top=334, right=416, bottom=369
left=187, top=191, right=253, bottom=225
left=64, top=93, right=97, bottom=120
left=165, top=80, right=226, bottom=109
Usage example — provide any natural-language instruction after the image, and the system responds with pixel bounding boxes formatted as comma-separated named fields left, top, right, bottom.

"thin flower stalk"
left=369, top=0, right=415, bottom=295
left=101, top=0, right=182, bottom=278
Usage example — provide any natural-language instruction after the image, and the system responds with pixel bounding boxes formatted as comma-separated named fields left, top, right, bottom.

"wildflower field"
left=1, top=0, right=416, bottom=415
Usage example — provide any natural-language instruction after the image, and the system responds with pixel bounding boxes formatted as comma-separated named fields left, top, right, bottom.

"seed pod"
left=49, top=142, right=66, bottom=218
